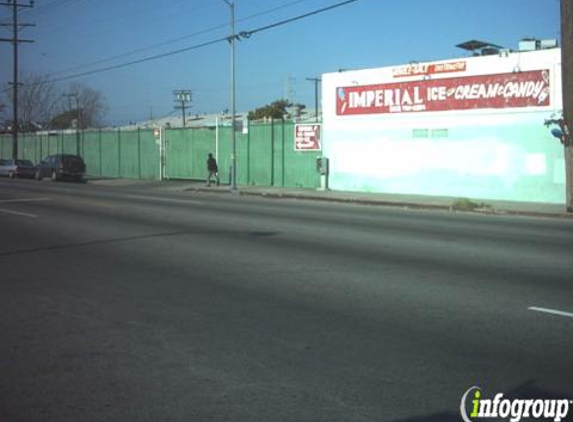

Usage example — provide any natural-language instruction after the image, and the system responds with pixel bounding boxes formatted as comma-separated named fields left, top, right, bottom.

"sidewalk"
left=174, top=181, right=571, bottom=218
left=87, top=177, right=571, bottom=218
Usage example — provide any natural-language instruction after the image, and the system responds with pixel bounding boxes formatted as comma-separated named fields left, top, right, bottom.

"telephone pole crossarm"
left=173, top=90, right=192, bottom=128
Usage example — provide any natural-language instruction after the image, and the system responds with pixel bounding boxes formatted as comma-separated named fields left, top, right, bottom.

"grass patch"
left=451, top=198, right=492, bottom=211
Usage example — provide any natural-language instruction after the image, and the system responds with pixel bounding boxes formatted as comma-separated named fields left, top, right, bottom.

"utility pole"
left=173, top=90, right=192, bottom=128
left=63, top=92, right=80, bottom=154
left=221, top=0, right=238, bottom=191
left=0, top=0, right=34, bottom=159
left=306, top=77, right=321, bottom=123
left=561, top=0, right=573, bottom=212
left=284, top=75, right=296, bottom=104
left=63, top=93, right=78, bottom=115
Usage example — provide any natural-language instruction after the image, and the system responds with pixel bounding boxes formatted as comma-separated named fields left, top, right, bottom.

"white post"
left=159, top=126, right=164, bottom=181
left=215, top=116, right=219, bottom=163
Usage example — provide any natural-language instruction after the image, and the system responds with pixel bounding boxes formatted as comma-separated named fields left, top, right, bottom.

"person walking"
left=206, top=153, right=220, bottom=187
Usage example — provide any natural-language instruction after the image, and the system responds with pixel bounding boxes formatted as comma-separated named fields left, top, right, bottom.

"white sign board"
left=294, top=124, right=321, bottom=151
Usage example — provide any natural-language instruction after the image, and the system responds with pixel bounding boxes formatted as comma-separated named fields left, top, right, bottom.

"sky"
left=0, top=0, right=561, bottom=126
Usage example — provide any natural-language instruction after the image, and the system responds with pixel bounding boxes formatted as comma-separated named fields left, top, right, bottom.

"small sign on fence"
left=294, top=124, right=321, bottom=151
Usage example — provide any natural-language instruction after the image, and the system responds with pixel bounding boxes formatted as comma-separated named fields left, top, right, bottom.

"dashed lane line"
left=0, top=197, right=51, bottom=204
left=126, top=194, right=205, bottom=206
left=528, top=306, right=573, bottom=319
left=0, top=208, right=38, bottom=218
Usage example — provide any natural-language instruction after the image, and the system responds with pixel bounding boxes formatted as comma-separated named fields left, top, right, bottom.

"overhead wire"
left=20, top=0, right=88, bottom=17
left=27, top=0, right=367, bottom=86
left=241, top=0, right=362, bottom=38
left=44, top=36, right=229, bottom=84
left=46, top=0, right=311, bottom=78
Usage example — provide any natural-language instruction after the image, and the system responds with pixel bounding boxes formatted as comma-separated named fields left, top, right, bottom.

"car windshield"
left=16, top=160, right=33, bottom=166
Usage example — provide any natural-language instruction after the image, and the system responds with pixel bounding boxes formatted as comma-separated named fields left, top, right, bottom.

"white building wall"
left=322, top=49, right=564, bottom=203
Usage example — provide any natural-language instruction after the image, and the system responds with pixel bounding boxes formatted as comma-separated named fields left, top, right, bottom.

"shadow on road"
left=0, top=229, right=281, bottom=257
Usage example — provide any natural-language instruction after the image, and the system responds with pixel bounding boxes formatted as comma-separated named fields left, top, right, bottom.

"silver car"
left=0, top=159, right=37, bottom=179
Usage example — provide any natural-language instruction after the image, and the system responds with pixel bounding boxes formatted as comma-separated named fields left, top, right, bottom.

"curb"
left=182, top=186, right=573, bottom=219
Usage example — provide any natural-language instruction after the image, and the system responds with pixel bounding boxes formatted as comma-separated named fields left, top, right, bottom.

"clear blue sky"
left=0, top=0, right=561, bottom=125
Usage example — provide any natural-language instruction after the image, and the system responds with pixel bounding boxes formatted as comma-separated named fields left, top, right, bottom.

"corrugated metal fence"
left=0, top=120, right=320, bottom=188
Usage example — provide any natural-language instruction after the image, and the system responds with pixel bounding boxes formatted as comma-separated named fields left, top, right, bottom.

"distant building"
left=124, top=108, right=319, bottom=131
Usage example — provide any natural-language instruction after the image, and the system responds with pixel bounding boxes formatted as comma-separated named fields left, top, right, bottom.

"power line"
left=43, top=37, right=228, bottom=84
left=45, top=0, right=311, bottom=78
left=35, top=0, right=366, bottom=85
left=240, top=0, right=363, bottom=38
left=20, top=0, right=93, bottom=17
left=35, top=0, right=214, bottom=39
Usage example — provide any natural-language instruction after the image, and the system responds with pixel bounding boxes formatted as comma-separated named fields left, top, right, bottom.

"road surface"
left=1, top=178, right=572, bottom=422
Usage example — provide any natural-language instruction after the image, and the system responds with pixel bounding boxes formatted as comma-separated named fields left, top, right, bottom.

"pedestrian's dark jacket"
left=207, top=156, right=218, bottom=172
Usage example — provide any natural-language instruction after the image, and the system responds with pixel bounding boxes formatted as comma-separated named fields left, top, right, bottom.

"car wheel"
left=51, top=170, right=58, bottom=182
left=35, top=170, right=42, bottom=181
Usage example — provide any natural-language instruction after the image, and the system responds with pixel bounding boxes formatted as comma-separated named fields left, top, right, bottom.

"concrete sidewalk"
left=175, top=181, right=571, bottom=218
left=87, top=177, right=571, bottom=218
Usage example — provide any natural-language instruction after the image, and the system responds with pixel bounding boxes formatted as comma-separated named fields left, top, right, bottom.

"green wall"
left=163, top=121, right=319, bottom=188
left=0, top=122, right=320, bottom=188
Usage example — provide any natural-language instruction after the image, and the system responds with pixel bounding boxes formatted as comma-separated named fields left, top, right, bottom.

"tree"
left=248, top=99, right=292, bottom=121
left=65, top=82, right=108, bottom=129
left=6, top=73, right=60, bottom=131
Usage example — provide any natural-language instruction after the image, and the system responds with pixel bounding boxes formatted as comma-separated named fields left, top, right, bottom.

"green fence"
left=1, top=129, right=160, bottom=180
left=0, top=121, right=320, bottom=188
left=164, top=121, right=319, bottom=188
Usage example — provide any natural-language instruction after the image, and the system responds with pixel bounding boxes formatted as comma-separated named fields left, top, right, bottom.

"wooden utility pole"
left=173, top=90, right=192, bottom=128
left=562, top=0, right=573, bottom=211
left=0, top=0, right=34, bottom=159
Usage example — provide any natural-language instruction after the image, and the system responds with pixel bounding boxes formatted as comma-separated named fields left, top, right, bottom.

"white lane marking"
left=127, top=194, right=204, bottom=205
left=0, top=197, right=51, bottom=204
left=528, top=306, right=573, bottom=319
left=0, top=208, right=38, bottom=218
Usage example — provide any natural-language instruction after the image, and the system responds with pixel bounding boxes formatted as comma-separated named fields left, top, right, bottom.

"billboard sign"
left=295, top=124, right=321, bottom=151
left=336, top=69, right=550, bottom=116
left=392, top=60, right=467, bottom=78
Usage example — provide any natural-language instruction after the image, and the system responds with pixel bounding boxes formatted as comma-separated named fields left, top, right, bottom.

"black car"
left=35, top=154, right=86, bottom=182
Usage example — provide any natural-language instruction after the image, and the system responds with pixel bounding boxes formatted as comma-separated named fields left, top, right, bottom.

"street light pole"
left=306, top=77, right=321, bottom=123
left=222, top=0, right=237, bottom=191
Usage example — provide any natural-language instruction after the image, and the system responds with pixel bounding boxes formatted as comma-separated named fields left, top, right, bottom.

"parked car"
left=35, top=154, right=86, bottom=182
left=0, top=159, right=37, bottom=179
left=0, top=159, right=8, bottom=176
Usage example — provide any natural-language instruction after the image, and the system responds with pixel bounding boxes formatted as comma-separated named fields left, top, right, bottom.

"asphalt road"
left=1, top=178, right=572, bottom=422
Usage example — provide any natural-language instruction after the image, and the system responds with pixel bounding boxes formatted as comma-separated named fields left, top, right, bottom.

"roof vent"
left=456, top=40, right=504, bottom=56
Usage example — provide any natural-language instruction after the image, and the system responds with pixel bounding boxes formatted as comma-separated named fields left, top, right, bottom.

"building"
left=321, top=43, right=564, bottom=204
